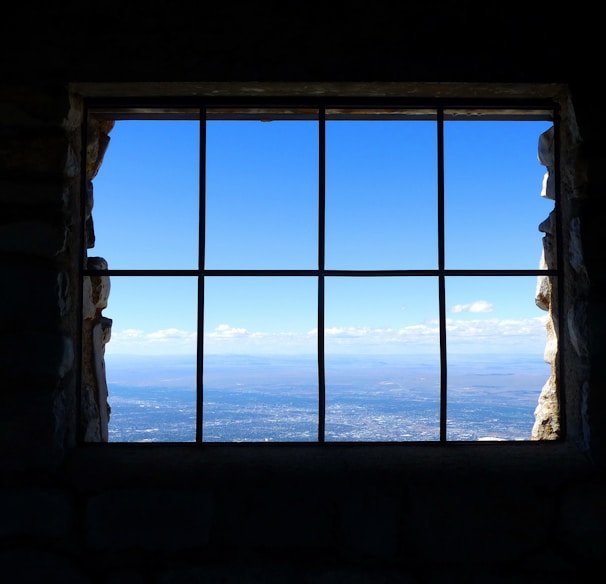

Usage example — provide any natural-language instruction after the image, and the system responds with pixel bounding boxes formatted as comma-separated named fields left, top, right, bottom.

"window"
left=82, top=98, right=558, bottom=444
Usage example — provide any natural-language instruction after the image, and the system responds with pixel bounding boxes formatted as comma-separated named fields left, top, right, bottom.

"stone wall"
left=0, top=87, right=80, bottom=467
left=532, top=126, right=560, bottom=440
left=81, top=118, right=113, bottom=442
left=0, top=82, right=604, bottom=583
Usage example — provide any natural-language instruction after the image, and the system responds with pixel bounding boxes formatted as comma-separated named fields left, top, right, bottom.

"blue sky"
left=90, top=115, right=553, bottom=357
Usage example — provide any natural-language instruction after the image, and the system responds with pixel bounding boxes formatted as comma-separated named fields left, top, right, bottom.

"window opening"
left=82, top=99, right=557, bottom=443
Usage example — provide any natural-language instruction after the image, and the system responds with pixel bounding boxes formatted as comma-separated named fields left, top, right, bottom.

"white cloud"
left=147, top=328, right=197, bottom=342
left=107, top=327, right=197, bottom=354
left=444, top=316, right=547, bottom=337
left=119, top=328, right=146, bottom=339
left=324, top=326, right=390, bottom=338
left=106, top=315, right=550, bottom=356
left=451, top=300, right=494, bottom=313
left=207, top=324, right=249, bottom=338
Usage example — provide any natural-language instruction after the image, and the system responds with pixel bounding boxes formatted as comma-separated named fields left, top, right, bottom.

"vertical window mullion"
left=318, top=107, right=326, bottom=443
left=437, top=108, right=448, bottom=442
left=196, top=107, right=206, bottom=443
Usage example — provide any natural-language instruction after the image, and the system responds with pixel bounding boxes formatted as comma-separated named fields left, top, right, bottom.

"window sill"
left=65, top=441, right=594, bottom=489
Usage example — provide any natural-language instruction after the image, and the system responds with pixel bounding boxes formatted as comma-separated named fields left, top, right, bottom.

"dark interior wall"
left=1, top=4, right=605, bottom=582
left=0, top=3, right=592, bottom=81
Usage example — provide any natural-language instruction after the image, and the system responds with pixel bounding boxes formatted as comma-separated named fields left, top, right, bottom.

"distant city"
left=105, top=353, right=550, bottom=443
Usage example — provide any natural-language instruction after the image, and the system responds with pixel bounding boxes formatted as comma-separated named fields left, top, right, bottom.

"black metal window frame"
left=81, top=96, right=560, bottom=444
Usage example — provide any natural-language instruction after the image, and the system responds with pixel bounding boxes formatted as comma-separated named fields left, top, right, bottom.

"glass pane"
left=205, top=118, right=318, bottom=269
left=91, top=120, right=200, bottom=270
left=444, top=120, right=554, bottom=269
left=445, top=276, right=552, bottom=441
left=324, top=277, right=441, bottom=441
left=203, top=277, right=318, bottom=441
left=325, top=119, right=437, bottom=269
left=103, top=276, right=198, bottom=442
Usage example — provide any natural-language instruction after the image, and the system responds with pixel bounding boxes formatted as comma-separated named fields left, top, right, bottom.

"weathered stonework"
left=80, top=118, right=114, bottom=442
left=533, top=126, right=560, bottom=439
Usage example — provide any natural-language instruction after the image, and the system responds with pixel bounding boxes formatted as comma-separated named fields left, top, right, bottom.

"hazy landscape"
left=104, top=353, right=550, bottom=443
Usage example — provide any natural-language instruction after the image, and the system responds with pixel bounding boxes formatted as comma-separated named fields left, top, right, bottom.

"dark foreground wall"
left=1, top=5, right=605, bottom=582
